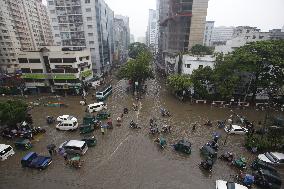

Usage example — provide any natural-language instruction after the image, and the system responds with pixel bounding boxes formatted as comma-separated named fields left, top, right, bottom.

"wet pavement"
left=0, top=73, right=283, bottom=189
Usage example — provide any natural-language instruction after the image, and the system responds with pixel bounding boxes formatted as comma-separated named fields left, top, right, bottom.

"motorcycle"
left=149, top=126, right=159, bottom=135
left=219, top=152, right=234, bottom=162
left=204, top=120, right=213, bottom=127
left=206, top=140, right=219, bottom=151
left=129, top=121, right=141, bottom=129
left=46, top=116, right=55, bottom=124
left=31, top=127, right=46, bottom=135
left=199, top=158, right=213, bottom=172
left=160, top=108, right=170, bottom=117
left=161, top=125, right=171, bottom=133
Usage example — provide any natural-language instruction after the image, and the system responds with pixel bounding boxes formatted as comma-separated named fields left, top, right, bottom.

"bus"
left=96, top=85, right=112, bottom=101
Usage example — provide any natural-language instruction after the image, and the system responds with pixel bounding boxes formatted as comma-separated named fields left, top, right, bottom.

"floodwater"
left=0, top=73, right=283, bottom=189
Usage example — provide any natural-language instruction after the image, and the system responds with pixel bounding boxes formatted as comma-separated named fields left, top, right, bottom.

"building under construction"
left=158, top=0, right=209, bottom=53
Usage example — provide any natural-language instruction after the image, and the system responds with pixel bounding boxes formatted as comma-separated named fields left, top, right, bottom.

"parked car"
left=56, top=115, right=77, bottom=122
left=253, top=169, right=282, bottom=189
left=224, top=125, right=248, bottom=135
left=258, top=152, right=284, bottom=166
left=0, top=144, right=15, bottom=161
left=21, top=152, right=52, bottom=169
left=56, top=120, right=78, bottom=131
left=59, top=140, right=88, bottom=155
left=216, top=180, right=248, bottom=189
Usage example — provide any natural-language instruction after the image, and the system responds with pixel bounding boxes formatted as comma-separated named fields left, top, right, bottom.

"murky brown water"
left=0, top=73, right=283, bottom=189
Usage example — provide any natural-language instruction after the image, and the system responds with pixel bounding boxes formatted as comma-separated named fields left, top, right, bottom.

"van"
left=87, top=102, right=107, bottom=113
left=59, top=140, right=88, bottom=155
left=96, top=85, right=112, bottom=101
left=0, top=144, right=15, bottom=161
left=56, top=120, right=78, bottom=131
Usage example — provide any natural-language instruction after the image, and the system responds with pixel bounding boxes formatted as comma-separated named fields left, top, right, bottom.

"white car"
left=59, top=140, right=88, bottom=155
left=87, top=102, right=107, bottom=113
left=216, top=180, right=248, bottom=189
left=56, top=120, right=78, bottom=131
left=258, top=152, right=284, bottom=166
left=56, top=115, right=77, bottom=122
left=224, top=125, right=248, bottom=135
left=0, top=144, right=15, bottom=161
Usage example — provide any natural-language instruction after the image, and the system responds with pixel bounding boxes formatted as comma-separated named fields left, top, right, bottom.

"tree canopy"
left=167, top=74, right=192, bottom=93
left=0, top=100, right=28, bottom=127
left=128, top=42, right=149, bottom=59
left=190, top=44, right=213, bottom=56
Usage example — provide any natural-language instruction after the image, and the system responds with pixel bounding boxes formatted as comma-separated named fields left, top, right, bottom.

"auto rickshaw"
left=14, top=139, right=32, bottom=150
left=79, top=124, right=95, bottom=134
left=233, top=157, right=247, bottom=170
left=173, top=139, right=192, bottom=154
left=83, top=114, right=98, bottom=126
left=67, top=156, right=82, bottom=168
left=81, top=136, right=97, bottom=147
left=95, top=112, right=110, bottom=120
left=154, top=137, right=166, bottom=149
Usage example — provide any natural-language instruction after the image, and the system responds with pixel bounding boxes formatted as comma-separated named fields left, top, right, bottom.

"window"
left=86, top=8, right=91, bottom=12
left=63, top=58, right=76, bottom=63
left=85, top=0, right=90, bottom=3
left=87, top=25, right=93, bottom=29
left=21, top=68, right=31, bottom=73
left=89, top=41, right=94, bottom=45
left=50, top=10, right=55, bottom=14
left=49, top=58, right=62, bottom=63
left=87, top=17, right=92, bottom=21
left=29, top=59, right=41, bottom=63
left=55, top=34, right=60, bottom=37
left=52, top=18, right=57, bottom=22
left=185, top=64, right=191, bottom=68
left=53, top=26, right=59, bottom=30
left=88, top=33, right=93, bottom=37
left=18, top=58, right=28, bottom=63
left=31, top=69, right=43, bottom=73
left=48, top=1, right=54, bottom=5
left=198, top=65, right=203, bottom=69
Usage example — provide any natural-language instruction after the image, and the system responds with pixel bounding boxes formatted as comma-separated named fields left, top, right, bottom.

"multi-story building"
left=158, top=0, right=209, bottom=53
left=203, top=21, right=214, bottom=46
left=115, top=15, right=130, bottom=49
left=211, top=26, right=235, bottom=46
left=47, top=0, right=114, bottom=75
left=18, top=46, right=92, bottom=94
left=0, top=0, right=54, bottom=73
left=130, top=34, right=135, bottom=43
left=113, top=16, right=129, bottom=64
left=146, top=9, right=158, bottom=52
left=215, top=26, right=270, bottom=54
left=268, top=29, right=284, bottom=40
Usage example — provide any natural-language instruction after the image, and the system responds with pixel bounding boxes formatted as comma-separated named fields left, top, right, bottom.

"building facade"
left=47, top=0, right=114, bottom=75
left=146, top=9, right=158, bottom=52
left=211, top=26, right=235, bottom=46
left=158, top=0, right=209, bottom=53
left=18, top=46, right=92, bottom=94
left=0, top=0, right=54, bottom=73
left=113, top=16, right=129, bottom=64
left=203, top=21, right=214, bottom=46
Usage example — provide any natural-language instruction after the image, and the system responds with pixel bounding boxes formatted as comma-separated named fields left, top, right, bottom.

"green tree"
left=128, top=42, right=149, bottom=59
left=167, top=74, right=192, bottom=93
left=0, top=100, right=28, bottom=127
left=190, top=66, right=214, bottom=99
left=213, top=55, right=240, bottom=99
left=190, top=44, right=213, bottom=56
left=229, top=40, right=284, bottom=102
left=118, top=51, right=154, bottom=91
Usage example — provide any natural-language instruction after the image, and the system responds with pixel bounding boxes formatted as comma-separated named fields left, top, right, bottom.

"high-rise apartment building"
left=0, top=0, right=54, bottom=73
left=146, top=9, right=158, bottom=52
left=47, top=0, right=114, bottom=75
left=114, top=16, right=130, bottom=64
left=203, top=21, right=214, bottom=46
left=158, top=0, right=209, bottom=53
left=115, top=15, right=130, bottom=49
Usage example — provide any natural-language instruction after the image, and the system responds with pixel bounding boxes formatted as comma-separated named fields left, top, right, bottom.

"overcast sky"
left=43, top=0, right=284, bottom=40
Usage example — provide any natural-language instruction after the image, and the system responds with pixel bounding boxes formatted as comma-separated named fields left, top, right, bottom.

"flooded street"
left=0, top=74, right=283, bottom=189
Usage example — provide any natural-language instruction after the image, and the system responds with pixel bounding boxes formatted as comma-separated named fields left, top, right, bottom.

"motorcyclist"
left=130, top=120, right=136, bottom=128
left=200, top=158, right=213, bottom=171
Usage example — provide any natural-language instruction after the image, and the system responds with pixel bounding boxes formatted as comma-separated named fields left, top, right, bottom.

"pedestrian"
left=63, top=153, right=68, bottom=161
left=192, top=122, right=197, bottom=131
left=121, top=113, right=124, bottom=118
left=48, top=149, right=53, bottom=156
left=101, top=125, right=105, bottom=135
